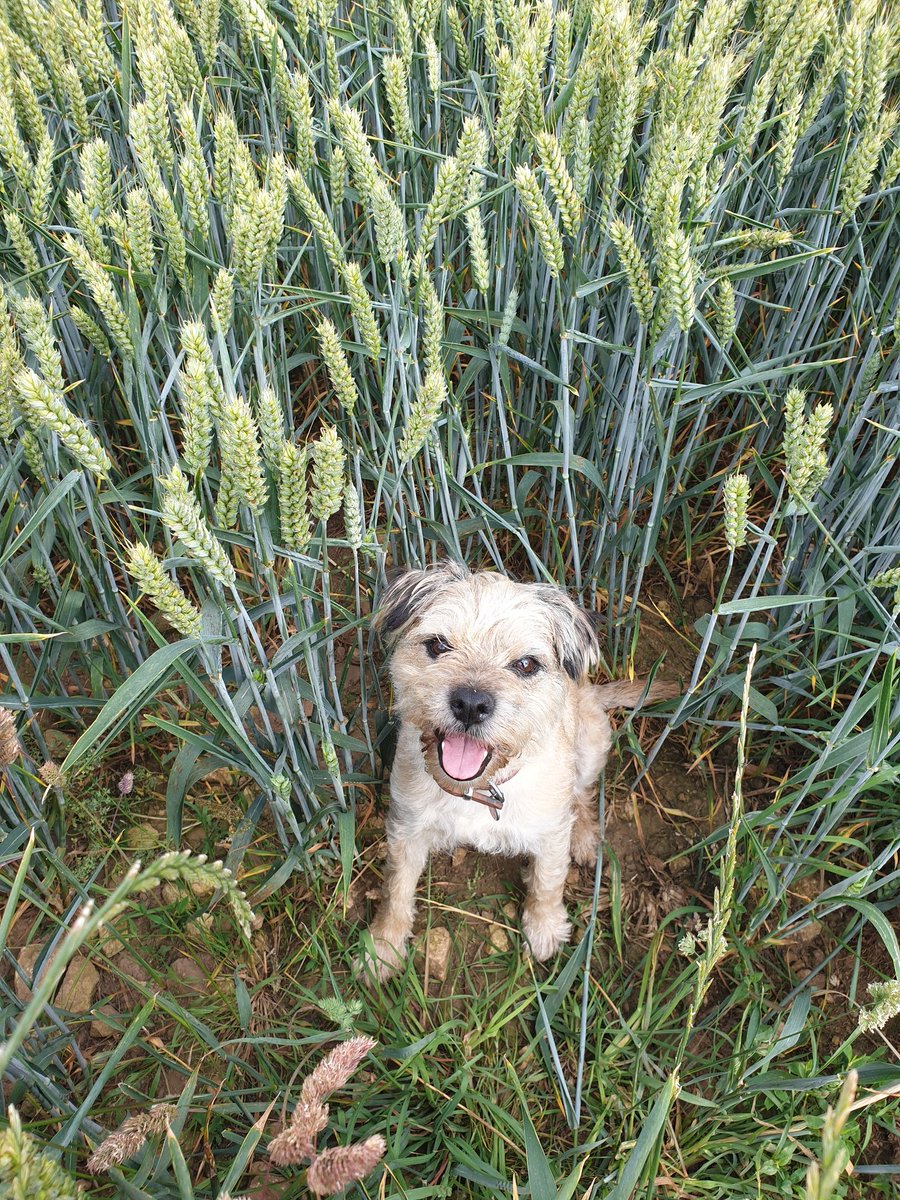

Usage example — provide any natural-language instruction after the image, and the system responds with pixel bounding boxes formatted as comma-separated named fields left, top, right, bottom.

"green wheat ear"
left=15, top=369, right=112, bottom=480
left=160, top=465, right=236, bottom=586
left=125, top=543, right=202, bottom=638
left=317, top=318, right=360, bottom=415
left=310, top=425, right=346, bottom=522
left=723, top=473, right=750, bottom=551
left=399, top=369, right=447, bottom=462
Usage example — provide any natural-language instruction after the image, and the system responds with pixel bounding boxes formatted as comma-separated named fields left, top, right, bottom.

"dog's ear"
left=533, top=584, right=600, bottom=681
left=373, top=562, right=468, bottom=638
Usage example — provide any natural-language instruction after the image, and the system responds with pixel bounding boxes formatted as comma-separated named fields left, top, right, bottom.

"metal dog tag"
left=463, top=781, right=506, bottom=820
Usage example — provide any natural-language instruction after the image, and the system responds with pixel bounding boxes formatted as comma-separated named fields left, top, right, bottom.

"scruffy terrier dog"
left=359, top=563, right=677, bottom=981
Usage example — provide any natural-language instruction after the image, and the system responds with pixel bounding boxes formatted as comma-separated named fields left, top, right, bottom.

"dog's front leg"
left=521, top=835, right=572, bottom=961
left=360, top=830, right=430, bottom=982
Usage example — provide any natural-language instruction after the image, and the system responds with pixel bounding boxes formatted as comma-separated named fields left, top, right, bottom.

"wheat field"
left=0, top=0, right=898, bottom=1195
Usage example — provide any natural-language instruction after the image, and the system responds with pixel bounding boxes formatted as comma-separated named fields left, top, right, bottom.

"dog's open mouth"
left=436, top=732, right=493, bottom=782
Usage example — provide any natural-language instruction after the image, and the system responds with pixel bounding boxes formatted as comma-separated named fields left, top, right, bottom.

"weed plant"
left=0, top=0, right=898, bottom=1195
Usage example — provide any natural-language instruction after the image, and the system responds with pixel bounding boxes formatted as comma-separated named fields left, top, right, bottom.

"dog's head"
left=374, top=565, right=599, bottom=787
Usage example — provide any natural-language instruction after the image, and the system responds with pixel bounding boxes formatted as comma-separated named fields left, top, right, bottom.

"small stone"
left=124, top=823, right=160, bottom=851
left=13, top=944, right=55, bottom=1002
left=57, top=955, right=99, bottom=1012
left=451, top=846, right=468, bottom=869
left=186, top=914, right=214, bottom=940
left=95, top=931, right=124, bottom=957
left=482, top=912, right=509, bottom=953
left=183, top=824, right=206, bottom=850
left=43, top=728, right=75, bottom=760
left=502, top=901, right=517, bottom=923
left=161, top=882, right=182, bottom=906
left=91, top=1004, right=119, bottom=1038
left=169, top=956, right=209, bottom=996
left=112, top=951, right=151, bottom=985
left=424, top=926, right=451, bottom=982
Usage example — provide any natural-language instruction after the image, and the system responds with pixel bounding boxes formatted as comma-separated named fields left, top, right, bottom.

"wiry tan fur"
left=358, top=564, right=678, bottom=981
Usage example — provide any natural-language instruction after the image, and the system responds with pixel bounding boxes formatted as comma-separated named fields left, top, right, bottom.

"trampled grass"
left=0, top=0, right=899, bottom=1194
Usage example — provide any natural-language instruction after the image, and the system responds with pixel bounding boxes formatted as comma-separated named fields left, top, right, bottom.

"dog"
left=358, top=563, right=678, bottom=981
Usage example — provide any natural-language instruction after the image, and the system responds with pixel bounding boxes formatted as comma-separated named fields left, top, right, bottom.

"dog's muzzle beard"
left=419, top=729, right=511, bottom=819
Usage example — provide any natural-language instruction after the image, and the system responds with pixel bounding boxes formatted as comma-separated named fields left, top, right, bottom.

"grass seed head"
left=306, top=1136, right=386, bottom=1197
left=87, top=1105, right=177, bottom=1173
left=0, top=708, right=21, bottom=767
left=857, top=979, right=900, bottom=1033
left=300, top=1036, right=377, bottom=1103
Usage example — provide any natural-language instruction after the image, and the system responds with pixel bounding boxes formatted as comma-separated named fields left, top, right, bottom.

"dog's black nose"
left=448, top=686, right=495, bottom=727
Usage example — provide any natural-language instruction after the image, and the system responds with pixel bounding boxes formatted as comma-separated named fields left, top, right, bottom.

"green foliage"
left=0, top=0, right=898, bottom=1195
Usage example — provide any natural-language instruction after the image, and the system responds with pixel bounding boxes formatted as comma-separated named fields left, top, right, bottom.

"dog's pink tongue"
left=441, top=734, right=487, bottom=780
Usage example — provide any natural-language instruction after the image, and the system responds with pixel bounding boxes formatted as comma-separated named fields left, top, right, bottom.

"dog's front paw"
left=354, top=925, right=410, bottom=985
left=521, top=906, right=571, bottom=962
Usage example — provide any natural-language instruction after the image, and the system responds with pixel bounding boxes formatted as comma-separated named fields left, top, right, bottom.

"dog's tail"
left=594, top=678, right=681, bottom=709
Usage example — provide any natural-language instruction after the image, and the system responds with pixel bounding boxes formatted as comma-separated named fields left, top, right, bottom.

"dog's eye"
left=511, top=656, right=541, bottom=677
left=424, top=636, right=452, bottom=659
